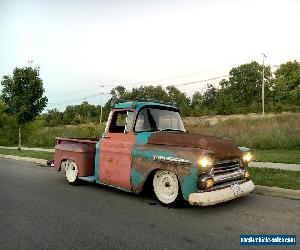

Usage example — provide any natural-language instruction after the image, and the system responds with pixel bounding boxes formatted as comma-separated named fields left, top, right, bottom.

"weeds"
left=0, top=113, right=299, bottom=150
left=187, top=113, right=300, bottom=150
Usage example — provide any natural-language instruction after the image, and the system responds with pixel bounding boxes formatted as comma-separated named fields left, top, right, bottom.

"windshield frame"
left=133, top=105, right=185, bottom=133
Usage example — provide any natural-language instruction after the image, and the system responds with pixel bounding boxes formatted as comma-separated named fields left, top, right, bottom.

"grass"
left=0, top=112, right=299, bottom=158
left=249, top=167, right=300, bottom=190
left=253, top=150, right=300, bottom=164
left=21, top=123, right=104, bottom=148
left=187, top=112, right=300, bottom=150
left=0, top=148, right=54, bottom=160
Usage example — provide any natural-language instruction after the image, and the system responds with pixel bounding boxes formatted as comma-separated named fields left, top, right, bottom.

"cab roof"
left=112, top=100, right=178, bottom=111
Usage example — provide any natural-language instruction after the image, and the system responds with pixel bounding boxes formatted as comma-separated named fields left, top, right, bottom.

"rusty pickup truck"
left=54, top=100, right=254, bottom=206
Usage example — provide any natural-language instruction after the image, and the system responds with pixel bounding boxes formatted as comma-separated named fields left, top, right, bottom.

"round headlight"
left=242, top=152, right=252, bottom=162
left=198, top=157, right=213, bottom=168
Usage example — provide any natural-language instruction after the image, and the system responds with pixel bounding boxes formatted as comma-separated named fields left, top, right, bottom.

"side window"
left=109, top=111, right=134, bottom=133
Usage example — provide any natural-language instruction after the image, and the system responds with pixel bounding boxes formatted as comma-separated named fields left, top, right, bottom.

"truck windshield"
left=135, top=107, right=185, bottom=132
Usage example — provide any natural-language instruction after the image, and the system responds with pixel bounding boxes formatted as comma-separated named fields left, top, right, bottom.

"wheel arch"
left=131, top=159, right=198, bottom=201
left=131, top=164, right=185, bottom=195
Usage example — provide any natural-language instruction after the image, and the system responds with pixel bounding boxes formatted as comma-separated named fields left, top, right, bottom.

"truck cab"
left=54, top=100, right=254, bottom=206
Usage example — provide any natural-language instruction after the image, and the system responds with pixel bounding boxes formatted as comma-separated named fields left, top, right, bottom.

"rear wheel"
left=153, top=170, right=181, bottom=207
left=64, top=160, right=79, bottom=185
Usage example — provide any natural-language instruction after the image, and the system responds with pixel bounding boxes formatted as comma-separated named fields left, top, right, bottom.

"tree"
left=123, top=85, right=170, bottom=101
left=216, top=81, right=234, bottom=115
left=166, top=86, right=190, bottom=116
left=0, top=98, right=6, bottom=128
left=111, top=86, right=126, bottom=99
left=1, top=67, right=48, bottom=150
left=201, top=84, right=218, bottom=108
left=43, top=108, right=63, bottom=127
left=228, top=61, right=272, bottom=110
left=273, top=60, right=300, bottom=105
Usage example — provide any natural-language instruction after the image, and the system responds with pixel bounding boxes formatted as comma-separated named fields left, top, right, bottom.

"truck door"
left=98, top=110, right=135, bottom=190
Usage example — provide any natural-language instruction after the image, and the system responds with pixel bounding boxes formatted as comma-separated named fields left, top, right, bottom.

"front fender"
left=131, top=145, right=201, bottom=201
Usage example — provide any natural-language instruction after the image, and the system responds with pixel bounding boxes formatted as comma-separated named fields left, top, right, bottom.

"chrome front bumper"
left=188, top=180, right=255, bottom=206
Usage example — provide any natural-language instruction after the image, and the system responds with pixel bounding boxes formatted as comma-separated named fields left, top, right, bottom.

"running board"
left=78, top=176, right=97, bottom=182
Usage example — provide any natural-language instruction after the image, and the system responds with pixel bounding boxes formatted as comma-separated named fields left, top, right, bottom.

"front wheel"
left=153, top=170, right=182, bottom=207
left=64, top=160, right=79, bottom=185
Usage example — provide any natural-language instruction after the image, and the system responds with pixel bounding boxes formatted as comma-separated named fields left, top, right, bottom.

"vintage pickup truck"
left=54, top=100, right=254, bottom=206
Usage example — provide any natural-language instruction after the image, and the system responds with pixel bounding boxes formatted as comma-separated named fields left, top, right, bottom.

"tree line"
left=41, top=60, right=300, bottom=126
left=1, top=60, right=300, bottom=130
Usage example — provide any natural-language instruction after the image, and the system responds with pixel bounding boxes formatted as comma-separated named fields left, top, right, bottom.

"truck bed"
left=54, top=137, right=98, bottom=177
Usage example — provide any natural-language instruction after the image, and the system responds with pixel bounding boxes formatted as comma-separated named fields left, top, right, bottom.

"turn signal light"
left=244, top=170, right=250, bottom=179
left=204, top=178, right=214, bottom=189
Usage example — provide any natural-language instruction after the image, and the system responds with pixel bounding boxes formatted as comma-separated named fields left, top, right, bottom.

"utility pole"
left=262, top=53, right=267, bottom=115
left=99, top=85, right=104, bottom=123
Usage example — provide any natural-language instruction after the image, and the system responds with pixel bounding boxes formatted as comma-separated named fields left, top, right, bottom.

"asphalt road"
left=0, top=158, right=299, bottom=250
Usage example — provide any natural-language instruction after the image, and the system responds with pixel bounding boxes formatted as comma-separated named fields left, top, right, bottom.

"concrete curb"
left=253, top=185, right=300, bottom=200
left=0, top=154, right=48, bottom=166
left=249, top=162, right=300, bottom=171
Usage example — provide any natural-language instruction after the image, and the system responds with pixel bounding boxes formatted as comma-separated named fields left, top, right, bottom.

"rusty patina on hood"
left=147, top=132, right=242, bottom=159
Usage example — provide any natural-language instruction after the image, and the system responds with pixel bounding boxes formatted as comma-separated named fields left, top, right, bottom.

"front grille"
left=213, top=159, right=242, bottom=175
left=198, top=158, right=244, bottom=189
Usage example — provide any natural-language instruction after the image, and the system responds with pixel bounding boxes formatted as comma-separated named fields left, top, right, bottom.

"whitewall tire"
left=153, top=170, right=181, bottom=206
left=64, top=160, right=79, bottom=185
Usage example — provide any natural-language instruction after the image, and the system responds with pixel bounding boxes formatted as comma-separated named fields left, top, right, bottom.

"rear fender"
left=54, top=143, right=95, bottom=176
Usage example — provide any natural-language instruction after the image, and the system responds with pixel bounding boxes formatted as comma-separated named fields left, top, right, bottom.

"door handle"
left=104, top=135, right=110, bottom=139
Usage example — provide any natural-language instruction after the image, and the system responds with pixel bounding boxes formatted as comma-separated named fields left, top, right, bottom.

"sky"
left=1, top=0, right=300, bottom=111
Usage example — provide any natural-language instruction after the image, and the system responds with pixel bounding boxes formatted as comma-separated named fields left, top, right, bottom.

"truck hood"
left=147, top=131, right=242, bottom=159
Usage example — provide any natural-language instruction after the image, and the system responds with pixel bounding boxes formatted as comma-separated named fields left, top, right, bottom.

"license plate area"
left=230, top=183, right=243, bottom=196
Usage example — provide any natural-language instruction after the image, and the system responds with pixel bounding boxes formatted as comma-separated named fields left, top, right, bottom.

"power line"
left=46, top=64, right=281, bottom=108
left=45, top=67, right=230, bottom=98
left=173, top=75, right=229, bottom=87
left=46, top=83, right=111, bottom=98
left=47, top=92, right=111, bottom=106
left=47, top=62, right=273, bottom=103
left=46, top=74, right=229, bottom=108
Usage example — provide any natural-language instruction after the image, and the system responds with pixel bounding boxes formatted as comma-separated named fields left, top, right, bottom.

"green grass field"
left=187, top=113, right=300, bottom=150
left=253, top=150, right=300, bottom=164
left=249, top=167, right=300, bottom=190
left=0, top=113, right=299, bottom=163
left=0, top=148, right=54, bottom=160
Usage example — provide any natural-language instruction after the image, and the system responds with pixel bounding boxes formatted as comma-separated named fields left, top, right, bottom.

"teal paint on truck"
left=114, top=101, right=174, bottom=112
left=181, top=164, right=199, bottom=200
left=239, top=146, right=250, bottom=153
left=131, top=167, right=144, bottom=187
left=135, top=132, right=152, bottom=145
